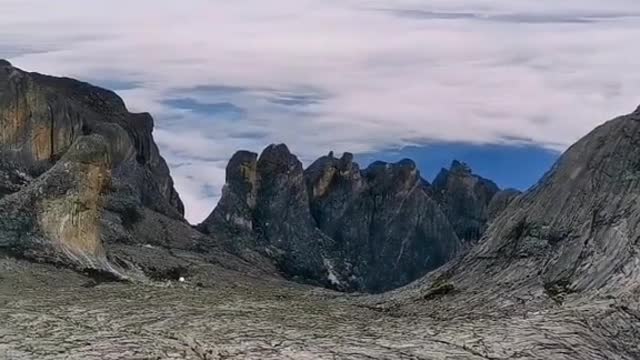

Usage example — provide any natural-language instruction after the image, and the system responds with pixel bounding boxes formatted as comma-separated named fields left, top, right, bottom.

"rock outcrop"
left=0, top=61, right=272, bottom=280
left=2, top=62, right=496, bottom=292
left=199, top=145, right=341, bottom=288
left=202, top=149, right=464, bottom=293
left=0, top=60, right=183, bottom=217
left=306, top=154, right=461, bottom=293
left=431, top=160, right=500, bottom=243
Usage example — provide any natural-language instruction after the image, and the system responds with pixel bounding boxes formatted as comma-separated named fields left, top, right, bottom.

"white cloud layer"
left=2, top=0, right=640, bottom=222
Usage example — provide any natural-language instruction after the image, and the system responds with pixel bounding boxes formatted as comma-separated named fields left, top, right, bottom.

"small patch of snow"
left=178, top=277, right=185, bottom=283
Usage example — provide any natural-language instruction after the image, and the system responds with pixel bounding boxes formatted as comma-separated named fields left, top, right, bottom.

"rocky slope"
left=365, top=106, right=640, bottom=359
left=407, top=107, right=640, bottom=300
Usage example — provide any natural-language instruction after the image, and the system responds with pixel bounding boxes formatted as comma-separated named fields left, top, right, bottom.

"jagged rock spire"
left=203, top=145, right=463, bottom=292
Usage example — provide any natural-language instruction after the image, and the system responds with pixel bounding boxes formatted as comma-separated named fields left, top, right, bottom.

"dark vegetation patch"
left=423, top=280, right=456, bottom=300
left=147, top=265, right=189, bottom=282
left=544, top=279, right=575, bottom=305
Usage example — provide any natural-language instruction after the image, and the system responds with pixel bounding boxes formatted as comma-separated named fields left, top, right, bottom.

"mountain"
left=420, top=108, right=640, bottom=297
left=0, top=60, right=274, bottom=282
left=200, top=146, right=512, bottom=293
left=304, top=153, right=461, bottom=292
left=431, top=160, right=503, bottom=243
left=1, top=62, right=639, bottom=359
left=1, top=61, right=501, bottom=293
left=366, top=106, right=640, bottom=359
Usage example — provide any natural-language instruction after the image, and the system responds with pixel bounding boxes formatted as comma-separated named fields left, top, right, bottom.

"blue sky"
left=2, top=0, right=640, bottom=222
left=357, top=143, right=558, bottom=191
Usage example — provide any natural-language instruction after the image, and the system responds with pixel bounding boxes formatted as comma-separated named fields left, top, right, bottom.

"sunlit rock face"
left=0, top=60, right=183, bottom=217
left=0, top=61, right=258, bottom=279
left=0, top=134, right=114, bottom=271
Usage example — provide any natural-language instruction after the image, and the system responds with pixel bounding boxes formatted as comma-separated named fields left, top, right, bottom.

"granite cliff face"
left=0, top=61, right=183, bottom=216
left=200, top=144, right=334, bottom=285
left=202, top=146, right=513, bottom=292
left=371, top=107, right=640, bottom=359
left=305, top=154, right=461, bottom=292
left=434, top=109, right=640, bottom=296
left=0, top=61, right=272, bottom=281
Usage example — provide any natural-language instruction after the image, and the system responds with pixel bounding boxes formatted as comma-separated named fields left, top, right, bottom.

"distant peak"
left=0, top=59, right=11, bottom=67
left=450, top=160, right=471, bottom=174
left=261, top=143, right=292, bottom=157
left=229, top=150, right=258, bottom=165
left=340, top=152, right=354, bottom=163
left=365, top=160, right=389, bottom=172
left=272, top=143, right=290, bottom=152
left=397, top=158, right=416, bottom=169
left=365, top=158, right=417, bottom=172
left=634, top=104, right=640, bottom=115
left=258, top=143, right=302, bottom=171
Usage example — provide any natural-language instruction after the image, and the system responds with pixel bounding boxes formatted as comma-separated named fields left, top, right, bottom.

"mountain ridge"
left=201, top=144, right=513, bottom=292
left=1, top=61, right=640, bottom=359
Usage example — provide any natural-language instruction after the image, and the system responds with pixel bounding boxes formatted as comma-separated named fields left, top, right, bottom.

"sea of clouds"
left=2, top=0, right=640, bottom=222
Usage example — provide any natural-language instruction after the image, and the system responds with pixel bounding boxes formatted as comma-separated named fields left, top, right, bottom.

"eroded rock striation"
left=450, top=111, right=640, bottom=296
left=374, top=107, right=640, bottom=359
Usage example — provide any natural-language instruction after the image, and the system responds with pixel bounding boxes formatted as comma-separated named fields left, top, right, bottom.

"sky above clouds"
left=2, top=0, right=640, bottom=222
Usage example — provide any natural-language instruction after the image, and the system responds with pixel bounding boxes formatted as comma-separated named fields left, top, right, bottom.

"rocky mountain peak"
left=0, top=59, right=11, bottom=67
left=432, top=160, right=501, bottom=242
left=257, top=143, right=300, bottom=173
left=225, top=150, right=259, bottom=207
left=449, top=159, right=472, bottom=174
left=204, top=147, right=464, bottom=292
left=305, top=151, right=361, bottom=201
left=364, top=159, right=420, bottom=193
left=0, top=64, right=235, bottom=280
